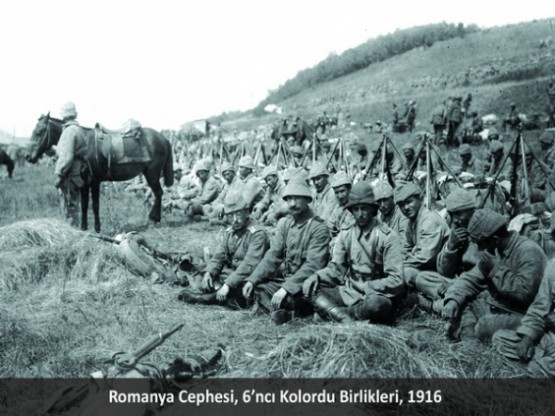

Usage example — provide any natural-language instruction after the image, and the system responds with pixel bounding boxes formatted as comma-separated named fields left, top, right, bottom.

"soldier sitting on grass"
left=178, top=192, right=270, bottom=308
left=303, top=181, right=405, bottom=323
left=242, top=178, right=330, bottom=325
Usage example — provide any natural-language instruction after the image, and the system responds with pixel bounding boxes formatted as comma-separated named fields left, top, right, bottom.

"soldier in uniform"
left=394, top=182, right=450, bottom=287
left=456, top=144, right=484, bottom=176
left=180, top=160, right=222, bottom=218
left=252, top=165, right=287, bottom=224
left=308, top=161, right=337, bottom=223
left=327, top=171, right=355, bottom=239
left=303, top=181, right=405, bottom=323
left=237, top=155, right=263, bottom=208
left=415, top=188, right=478, bottom=312
left=372, top=180, right=409, bottom=251
left=178, top=192, right=270, bottom=307
left=205, top=162, right=238, bottom=219
left=54, top=102, right=87, bottom=227
left=442, top=209, right=546, bottom=342
left=493, top=260, right=555, bottom=377
left=242, top=178, right=331, bottom=324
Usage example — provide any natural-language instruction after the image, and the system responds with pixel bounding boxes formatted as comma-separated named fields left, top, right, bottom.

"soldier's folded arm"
left=206, top=236, right=227, bottom=278
left=443, top=265, right=488, bottom=307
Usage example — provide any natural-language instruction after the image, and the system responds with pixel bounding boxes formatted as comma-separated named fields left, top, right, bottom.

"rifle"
left=40, top=324, right=184, bottom=415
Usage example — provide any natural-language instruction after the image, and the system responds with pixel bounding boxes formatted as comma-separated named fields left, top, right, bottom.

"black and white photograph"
left=1, top=1, right=554, bottom=415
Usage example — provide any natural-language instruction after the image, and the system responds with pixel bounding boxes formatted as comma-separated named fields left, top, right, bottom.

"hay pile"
left=0, top=218, right=127, bottom=291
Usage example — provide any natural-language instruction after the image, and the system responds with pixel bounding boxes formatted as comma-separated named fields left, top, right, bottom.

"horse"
left=0, top=149, right=15, bottom=178
left=26, top=113, right=174, bottom=232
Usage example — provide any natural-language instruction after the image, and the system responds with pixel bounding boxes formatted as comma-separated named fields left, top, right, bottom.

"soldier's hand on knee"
left=201, top=272, right=214, bottom=291
left=271, top=288, right=288, bottom=309
left=302, top=274, right=319, bottom=298
left=442, top=300, right=459, bottom=320
left=216, top=284, right=230, bottom=301
left=242, top=281, right=254, bottom=299
left=516, top=335, right=535, bottom=362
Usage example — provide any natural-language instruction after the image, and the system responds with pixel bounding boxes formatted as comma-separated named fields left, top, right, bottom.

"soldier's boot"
left=312, top=294, right=353, bottom=323
left=270, top=309, right=294, bottom=325
left=178, top=289, right=218, bottom=305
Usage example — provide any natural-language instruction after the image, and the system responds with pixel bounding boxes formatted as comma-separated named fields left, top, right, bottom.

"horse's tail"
left=163, top=139, right=175, bottom=187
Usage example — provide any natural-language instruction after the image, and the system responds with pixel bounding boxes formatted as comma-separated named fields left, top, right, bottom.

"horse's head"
left=26, top=113, right=63, bottom=163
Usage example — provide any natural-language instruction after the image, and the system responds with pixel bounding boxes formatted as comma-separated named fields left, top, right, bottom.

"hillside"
left=219, top=18, right=555, bottom=134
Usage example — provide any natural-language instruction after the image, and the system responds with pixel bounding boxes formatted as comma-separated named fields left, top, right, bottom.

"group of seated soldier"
left=167, top=131, right=555, bottom=377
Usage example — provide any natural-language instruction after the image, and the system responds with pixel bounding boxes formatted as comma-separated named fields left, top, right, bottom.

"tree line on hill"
left=255, top=22, right=479, bottom=115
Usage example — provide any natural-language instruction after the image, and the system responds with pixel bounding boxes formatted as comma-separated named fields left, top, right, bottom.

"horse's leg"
left=144, top=173, right=163, bottom=223
left=80, top=185, right=89, bottom=231
left=91, top=182, right=101, bottom=233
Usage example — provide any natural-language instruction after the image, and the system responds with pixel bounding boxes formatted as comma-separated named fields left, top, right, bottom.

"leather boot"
left=178, top=289, right=218, bottom=305
left=313, top=294, right=353, bottom=323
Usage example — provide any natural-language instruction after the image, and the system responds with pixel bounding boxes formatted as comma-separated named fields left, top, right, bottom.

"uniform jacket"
left=312, top=183, right=338, bottom=223
left=316, top=218, right=405, bottom=305
left=404, top=207, right=450, bottom=271
left=444, top=232, right=546, bottom=314
left=55, top=121, right=87, bottom=178
left=247, top=210, right=330, bottom=295
left=327, top=204, right=355, bottom=238
left=194, top=176, right=222, bottom=205
left=436, top=238, right=479, bottom=278
left=379, top=205, right=409, bottom=251
left=207, top=223, right=270, bottom=288
left=516, top=259, right=555, bottom=341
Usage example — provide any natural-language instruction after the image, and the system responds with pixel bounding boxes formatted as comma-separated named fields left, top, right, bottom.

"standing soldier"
left=430, top=101, right=446, bottom=146
left=446, top=97, right=462, bottom=147
left=392, top=103, right=400, bottom=133
left=242, top=178, right=331, bottom=324
left=54, top=102, right=87, bottom=227
left=303, top=181, right=405, bottom=323
left=178, top=193, right=270, bottom=307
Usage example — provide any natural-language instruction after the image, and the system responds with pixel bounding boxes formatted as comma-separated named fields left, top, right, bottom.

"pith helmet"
left=221, top=161, right=235, bottom=174
left=372, top=180, right=394, bottom=201
left=261, top=165, right=278, bottom=179
left=224, top=192, right=248, bottom=214
left=309, top=161, right=330, bottom=179
left=238, top=155, right=255, bottom=170
left=282, top=178, right=313, bottom=201
left=394, top=181, right=422, bottom=203
left=346, top=181, right=376, bottom=209
left=60, top=102, right=77, bottom=119
left=331, top=171, right=352, bottom=188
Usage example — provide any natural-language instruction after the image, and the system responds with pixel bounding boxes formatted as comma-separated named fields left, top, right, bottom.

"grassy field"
left=0, top=161, right=532, bottom=383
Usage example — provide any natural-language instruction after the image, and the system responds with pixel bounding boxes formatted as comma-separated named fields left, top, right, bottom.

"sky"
left=0, top=0, right=554, bottom=137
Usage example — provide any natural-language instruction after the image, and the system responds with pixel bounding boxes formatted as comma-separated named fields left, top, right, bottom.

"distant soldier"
left=503, top=103, right=521, bottom=132
left=243, top=178, right=330, bottom=325
left=303, top=181, right=405, bottom=323
left=430, top=101, right=446, bottom=145
left=178, top=193, right=270, bottom=308
left=180, top=160, right=222, bottom=218
left=237, top=155, right=263, bottom=207
left=252, top=165, right=288, bottom=225
left=538, top=130, right=555, bottom=171
left=392, top=103, right=400, bottom=132
left=446, top=97, right=463, bottom=147
left=308, top=161, right=337, bottom=223
left=205, top=161, right=239, bottom=219
left=456, top=144, right=484, bottom=176
left=406, top=100, right=417, bottom=132
left=54, top=102, right=87, bottom=227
